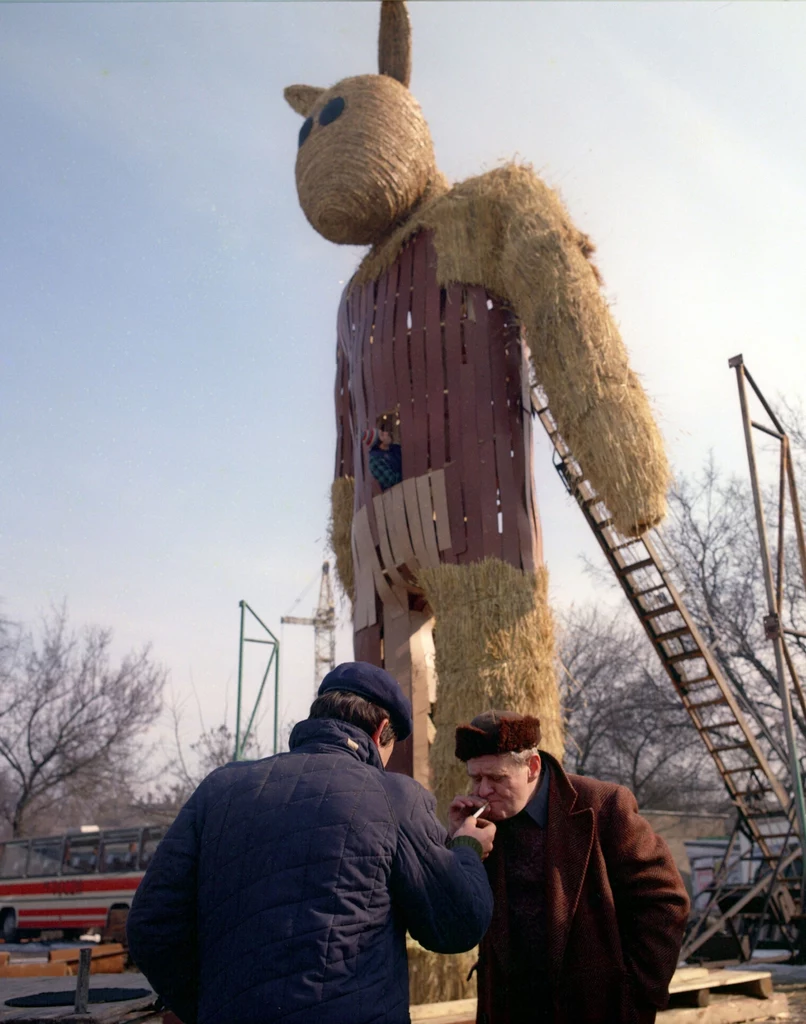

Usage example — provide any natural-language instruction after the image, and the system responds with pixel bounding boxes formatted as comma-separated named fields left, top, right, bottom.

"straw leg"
left=419, top=559, right=562, bottom=821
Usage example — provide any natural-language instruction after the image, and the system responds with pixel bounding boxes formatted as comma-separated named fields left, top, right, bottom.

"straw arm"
left=443, top=164, right=669, bottom=536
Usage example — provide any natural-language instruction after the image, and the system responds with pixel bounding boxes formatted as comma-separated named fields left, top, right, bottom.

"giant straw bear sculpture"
left=285, top=1, right=668, bottom=816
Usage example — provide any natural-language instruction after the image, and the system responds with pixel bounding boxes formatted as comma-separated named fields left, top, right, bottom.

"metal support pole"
left=234, top=600, right=246, bottom=761
left=731, top=355, right=806, bottom=907
left=274, top=644, right=280, bottom=754
left=74, top=947, right=92, bottom=1014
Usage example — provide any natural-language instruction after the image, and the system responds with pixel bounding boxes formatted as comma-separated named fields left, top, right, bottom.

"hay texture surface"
left=407, top=937, right=476, bottom=1005
left=329, top=476, right=355, bottom=605
left=418, top=559, right=561, bottom=820
left=357, top=162, right=669, bottom=538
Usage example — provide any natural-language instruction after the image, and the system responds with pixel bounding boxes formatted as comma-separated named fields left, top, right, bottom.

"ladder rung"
left=612, top=538, right=644, bottom=552
left=701, top=721, right=741, bottom=732
left=736, top=791, right=775, bottom=799
left=723, top=765, right=755, bottom=775
left=713, top=742, right=751, bottom=753
left=617, top=558, right=656, bottom=576
left=634, top=583, right=667, bottom=597
left=689, top=696, right=728, bottom=710
left=655, top=626, right=691, bottom=643
left=668, top=649, right=705, bottom=665
left=641, top=602, right=678, bottom=619
left=681, top=675, right=715, bottom=686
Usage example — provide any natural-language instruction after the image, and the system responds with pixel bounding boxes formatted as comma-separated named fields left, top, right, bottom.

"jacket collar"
left=288, top=717, right=385, bottom=771
left=541, top=752, right=595, bottom=981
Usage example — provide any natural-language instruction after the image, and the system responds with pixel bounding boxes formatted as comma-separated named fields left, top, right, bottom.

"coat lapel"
left=544, top=755, right=595, bottom=982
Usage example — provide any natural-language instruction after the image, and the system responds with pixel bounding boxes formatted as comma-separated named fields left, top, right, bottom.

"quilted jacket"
left=127, top=718, right=493, bottom=1024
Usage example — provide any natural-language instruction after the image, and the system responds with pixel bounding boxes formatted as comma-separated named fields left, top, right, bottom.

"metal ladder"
left=532, top=391, right=800, bottom=957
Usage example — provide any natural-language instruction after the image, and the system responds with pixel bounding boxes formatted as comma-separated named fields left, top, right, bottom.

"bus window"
left=27, top=838, right=64, bottom=877
left=101, top=829, right=141, bottom=872
left=0, top=840, right=29, bottom=878
left=62, top=835, right=100, bottom=874
left=140, top=827, right=166, bottom=869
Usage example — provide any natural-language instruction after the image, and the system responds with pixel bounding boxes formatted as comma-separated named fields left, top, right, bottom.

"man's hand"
left=454, top=815, right=496, bottom=859
left=447, top=795, right=487, bottom=837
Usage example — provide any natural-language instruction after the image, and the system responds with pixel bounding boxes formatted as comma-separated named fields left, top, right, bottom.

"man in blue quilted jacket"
left=127, top=662, right=495, bottom=1024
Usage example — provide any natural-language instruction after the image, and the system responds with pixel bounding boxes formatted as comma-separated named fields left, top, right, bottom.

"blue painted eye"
left=319, top=97, right=345, bottom=127
left=298, top=117, right=313, bottom=148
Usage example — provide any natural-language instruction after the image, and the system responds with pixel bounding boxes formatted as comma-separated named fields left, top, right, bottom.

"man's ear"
left=284, top=84, right=325, bottom=117
left=528, top=753, right=542, bottom=782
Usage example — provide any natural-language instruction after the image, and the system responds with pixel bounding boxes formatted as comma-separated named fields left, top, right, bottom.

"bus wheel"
left=0, top=910, right=17, bottom=943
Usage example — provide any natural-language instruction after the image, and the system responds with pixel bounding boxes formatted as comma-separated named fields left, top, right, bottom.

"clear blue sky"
left=2, top=2, right=805, bottom=762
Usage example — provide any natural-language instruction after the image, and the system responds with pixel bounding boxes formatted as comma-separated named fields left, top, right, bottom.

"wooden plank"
left=443, top=284, right=464, bottom=477
left=373, top=493, right=409, bottom=588
left=389, top=483, right=418, bottom=569
left=424, top=235, right=446, bottom=472
left=404, top=477, right=432, bottom=570
left=415, top=472, right=441, bottom=567
left=465, top=287, right=501, bottom=560
left=430, top=468, right=452, bottom=552
left=352, top=282, right=371, bottom=507
left=393, top=241, right=415, bottom=473
left=410, top=999, right=477, bottom=1022
left=352, top=505, right=378, bottom=629
left=488, top=302, right=521, bottom=569
left=459, top=358, right=484, bottom=563
left=505, top=329, right=535, bottom=572
left=354, top=622, right=382, bottom=665
left=519, top=340, right=542, bottom=565
left=371, top=269, right=390, bottom=417
left=657, top=992, right=787, bottom=1024
left=669, top=970, right=773, bottom=995
left=409, top=234, right=430, bottom=478
left=409, top=611, right=434, bottom=789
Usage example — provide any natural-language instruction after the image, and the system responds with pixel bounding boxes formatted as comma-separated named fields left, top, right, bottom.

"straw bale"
left=329, top=476, right=355, bottom=606
left=379, top=1, right=412, bottom=88
left=407, top=936, right=477, bottom=1005
left=418, top=559, right=561, bottom=821
left=356, top=162, right=669, bottom=536
left=293, top=75, right=439, bottom=247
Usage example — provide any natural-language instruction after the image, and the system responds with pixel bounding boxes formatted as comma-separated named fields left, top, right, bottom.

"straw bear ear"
left=378, top=0, right=411, bottom=88
left=284, top=85, right=325, bottom=118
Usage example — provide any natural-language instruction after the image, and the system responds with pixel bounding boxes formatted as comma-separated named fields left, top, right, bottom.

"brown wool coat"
left=476, top=754, right=690, bottom=1024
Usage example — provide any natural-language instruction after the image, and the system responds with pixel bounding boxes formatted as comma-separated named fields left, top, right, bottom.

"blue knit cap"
left=318, top=661, right=412, bottom=741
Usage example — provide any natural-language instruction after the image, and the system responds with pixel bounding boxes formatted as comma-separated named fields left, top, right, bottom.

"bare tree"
left=662, top=454, right=806, bottom=749
left=558, top=605, right=726, bottom=811
left=0, top=607, right=166, bottom=837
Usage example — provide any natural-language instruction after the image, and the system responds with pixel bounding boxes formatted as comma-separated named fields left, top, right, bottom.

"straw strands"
left=356, top=162, right=669, bottom=537
left=378, top=0, right=412, bottom=88
left=418, top=559, right=561, bottom=820
left=407, top=936, right=477, bottom=1005
left=329, top=477, right=355, bottom=605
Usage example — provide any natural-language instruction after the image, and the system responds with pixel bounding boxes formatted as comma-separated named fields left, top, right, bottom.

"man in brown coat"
left=449, top=711, right=690, bottom=1024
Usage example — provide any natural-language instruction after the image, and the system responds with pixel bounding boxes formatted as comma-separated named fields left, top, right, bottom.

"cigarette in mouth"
left=470, top=803, right=489, bottom=819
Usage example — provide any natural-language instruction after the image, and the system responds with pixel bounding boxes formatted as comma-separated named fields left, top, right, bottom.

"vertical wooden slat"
left=505, top=327, right=535, bottom=573
left=383, top=596, right=413, bottom=777
left=488, top=302, right=521, bottom=569
left=409, top=611, right=435, bottom=789
left=409, top=235, right=430, bottom=477
left=430, top=468, right=452, bottom=552
left=424, top=238, right=446, bottom=472
left=372, top=271, right=390, bottom=418
left=373, top=493, right=409, bottom=589
left=354, top=622, right=382, bottom=666
left=389, top=484, right=418, bottom=569
left=415, top=473, right=441, bottom=566
left=393, top=243, right=414, bottom=467
left=459, top=358, right=484, bottom=562
left=443, top=284, right=467, bottom=557
left=466, top=287, right=501, bottom=560
left=379, top=258, right=400, bottom=419
left=403, top=477, right=431, bottom=569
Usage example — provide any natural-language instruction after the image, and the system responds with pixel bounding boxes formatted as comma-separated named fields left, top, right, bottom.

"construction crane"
left=281, top=561, right=337, bottom=694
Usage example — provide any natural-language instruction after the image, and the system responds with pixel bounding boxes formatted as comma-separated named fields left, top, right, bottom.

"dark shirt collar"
left=523, top=760, right=550, bottom=828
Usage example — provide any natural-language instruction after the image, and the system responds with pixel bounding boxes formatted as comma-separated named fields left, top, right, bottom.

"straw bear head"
left=284, top=1, right=438, bottom=247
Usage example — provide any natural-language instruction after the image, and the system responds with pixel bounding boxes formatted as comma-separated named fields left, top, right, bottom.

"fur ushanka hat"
left=455, top=709, right=542, bottom=762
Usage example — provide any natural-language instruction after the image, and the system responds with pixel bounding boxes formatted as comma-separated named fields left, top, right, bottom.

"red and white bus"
left=0, top=825, right=167, bottom=942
